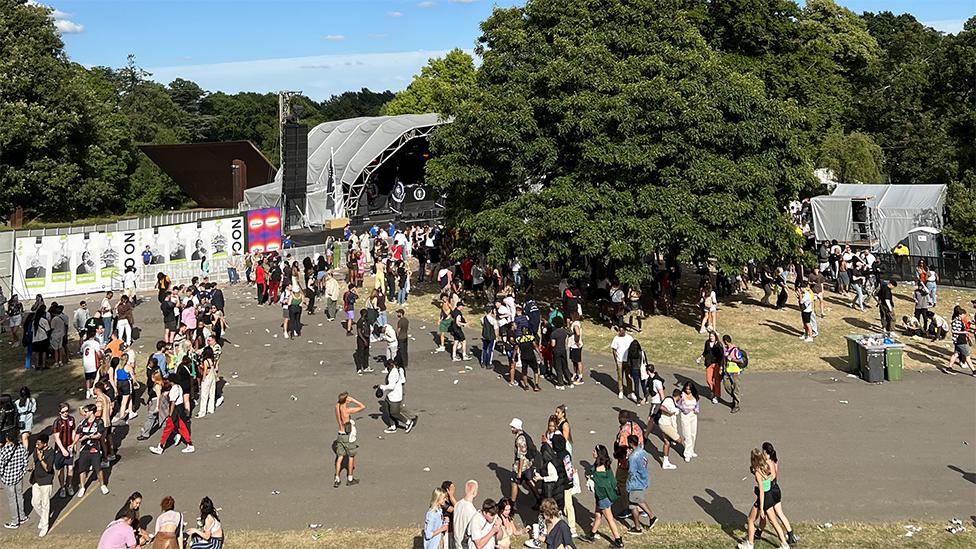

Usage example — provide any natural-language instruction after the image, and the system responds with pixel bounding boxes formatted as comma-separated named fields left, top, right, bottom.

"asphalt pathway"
left=26, top=285, right=976, bottom=536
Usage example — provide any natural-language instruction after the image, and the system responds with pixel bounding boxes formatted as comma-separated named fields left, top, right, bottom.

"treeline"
left=0, top=1, right=393, bottom=221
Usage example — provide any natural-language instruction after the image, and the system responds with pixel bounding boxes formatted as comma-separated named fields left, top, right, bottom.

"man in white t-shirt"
left=453, top=480, right=479, bottom=549
left=610, top=327, right=634, bottom=400
left=99, top=291, right=114, bottom=340
left=656, top=388, right=683, bottom=469
left=467, top=498, right=500, bottom=549
left=80, top=330, right=101, bottom=399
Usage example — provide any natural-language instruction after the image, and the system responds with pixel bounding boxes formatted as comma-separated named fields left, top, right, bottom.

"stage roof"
left=244, top=113, right=448, bottom=223
left=141, top=141, right=277, bottom=208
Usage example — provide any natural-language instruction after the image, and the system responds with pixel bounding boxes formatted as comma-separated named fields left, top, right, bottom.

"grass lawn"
left=400, top=275, right=976, bottom=373
left=0, top=522, right=971, bottom=548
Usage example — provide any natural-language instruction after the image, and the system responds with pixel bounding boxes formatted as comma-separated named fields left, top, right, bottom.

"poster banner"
left=11, top=214, right=246, bottom=299
left=246, top=207, right=282, bottom=253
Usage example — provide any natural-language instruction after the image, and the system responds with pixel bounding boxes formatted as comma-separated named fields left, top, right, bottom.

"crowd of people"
left=0, top=271, right=232, bottom=544
left=0, top=218, right=972, bottom=548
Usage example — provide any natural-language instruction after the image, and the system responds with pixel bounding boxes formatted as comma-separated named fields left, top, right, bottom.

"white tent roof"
left=811, top=184, right=947, bottom=250
left=244, top=113, right=447, bottom=224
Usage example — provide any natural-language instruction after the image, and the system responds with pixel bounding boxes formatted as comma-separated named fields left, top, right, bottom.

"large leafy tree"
left=427, top=0, right=812, bottom=282
left=0, top=0, right=131, bottom=219
left=815, top=131, right=884, bottom=183
left=382, top=48, right=476, bottom=117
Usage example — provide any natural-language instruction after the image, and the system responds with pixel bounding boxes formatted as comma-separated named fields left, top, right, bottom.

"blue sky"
left=41, top=0, right=974, bottom=100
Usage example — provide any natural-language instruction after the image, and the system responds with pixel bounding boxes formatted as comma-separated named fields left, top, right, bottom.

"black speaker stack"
left=282, top=122, right=308, bottom=228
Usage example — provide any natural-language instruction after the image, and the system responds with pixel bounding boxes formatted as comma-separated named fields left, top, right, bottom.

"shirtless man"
left=92, top=383, right=115, bottom=466
left=334, top=392, right=366, bottom=488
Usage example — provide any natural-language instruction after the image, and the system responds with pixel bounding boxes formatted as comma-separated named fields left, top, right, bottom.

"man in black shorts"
left=72, top=404, right=109, bottom=497
left=515, top=327, right=542, bottom=391
left=52, top=403, right=76, bottom=498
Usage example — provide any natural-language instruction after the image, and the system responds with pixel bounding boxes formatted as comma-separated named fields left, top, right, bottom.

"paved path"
left=34, top=285, right=976, bottom=536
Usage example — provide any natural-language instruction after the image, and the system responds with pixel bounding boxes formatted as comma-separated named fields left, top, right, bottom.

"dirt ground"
left=1, top=282, right=972, bottom=544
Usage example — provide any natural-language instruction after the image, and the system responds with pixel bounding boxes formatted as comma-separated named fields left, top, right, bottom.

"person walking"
left=15, top=387, right=36, bottom=450
left=1, top=431, right=28, bottom=529
left=377, top=359, right=417, bottom=434
left=509, top=418, right=539, bottom=504
left=73, top=404, right=109, bottom=497
left=737, top=448, right=789, bottom=549
left=624, top=434, right=658, bottom=534
left=334, top=392, right=365, bottom=488
left=758, top=442, right=798, bottom=546
left=324, top=272, right=341, bottom=322
left=424, top=488, right=451, bottom=549
left=550, top=318, right=573, bottom=390
left=677, top=382, right=700, bottom=462
left=946, top=306, right=976, bottom=376
left=30, top=434, right=55, bottom=537
left=697, top=331, right=723, bottom=404
left=578, top=444, right=623, bottom=547
left=722, top=335, right=745, bottom=413
left=149, top=376, right=194, bottom=455
left=610, top=327, right=634, bottom=400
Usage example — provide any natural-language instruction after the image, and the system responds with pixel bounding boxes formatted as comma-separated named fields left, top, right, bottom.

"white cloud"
left=323, top=34, right=346, bottom=41
left=922, top=19, right=965, bottom=35
left=28, top=1, right=84, bottom=33
left=417, top=1, right=435, bottom=7
left=53, top=18, right=84, bottom=34
left=146, top=50, right=457, bottom=100
left=386, top=10, right=403, bottom=17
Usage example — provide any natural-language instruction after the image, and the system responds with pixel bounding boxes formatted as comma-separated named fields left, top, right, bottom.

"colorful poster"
left=246, top=207, right=282, bottom=253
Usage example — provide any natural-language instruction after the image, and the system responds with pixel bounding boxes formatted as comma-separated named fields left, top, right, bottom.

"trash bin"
left=859, top=344, right=886, bottom=383
left=845, top=335, right=863, bottom=372
left=885, top=344, right=904, bottom=381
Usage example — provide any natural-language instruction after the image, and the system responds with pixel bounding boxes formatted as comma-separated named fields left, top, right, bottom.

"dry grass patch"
left=0, top=522, right=972, bottom=548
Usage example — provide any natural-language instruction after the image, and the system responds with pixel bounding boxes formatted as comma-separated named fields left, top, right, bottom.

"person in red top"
left=613, top=409, right=643, bottom=514
left=461, top=258, right=474, bottom=290
left=52, top=402, right=76, bottom=498
left=255, top=260, right=267, bottom=304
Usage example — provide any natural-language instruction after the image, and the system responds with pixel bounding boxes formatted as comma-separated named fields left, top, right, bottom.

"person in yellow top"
left=893, top=243, right=910, bottom=256
left=722, top=334, right=746, bottom=414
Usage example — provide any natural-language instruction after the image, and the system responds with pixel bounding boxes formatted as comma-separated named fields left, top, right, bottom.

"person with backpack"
left=509, top=418, right=540, bottom=504
left=722, top=335, right=747, bottom=413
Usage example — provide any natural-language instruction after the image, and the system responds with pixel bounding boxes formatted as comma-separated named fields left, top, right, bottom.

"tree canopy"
left=381, top=48, right=477, bottom=117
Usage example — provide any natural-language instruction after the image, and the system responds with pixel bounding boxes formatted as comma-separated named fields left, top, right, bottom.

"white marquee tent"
left=244, top=113, right=447, bottom=225
left=811, top=183, right=946, bottom=251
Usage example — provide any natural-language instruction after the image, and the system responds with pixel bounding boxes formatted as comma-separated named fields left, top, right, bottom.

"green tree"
left=382, top=48, right=476, bottom=116
left=427, top=0, right=811, bottom=281
left=0, top=0, right=131, bottom=219
left=815, top=131, right=884, bottom=183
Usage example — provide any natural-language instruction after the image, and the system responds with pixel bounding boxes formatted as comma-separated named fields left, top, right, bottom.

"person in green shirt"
left=579, top=445, right=623, bottom=547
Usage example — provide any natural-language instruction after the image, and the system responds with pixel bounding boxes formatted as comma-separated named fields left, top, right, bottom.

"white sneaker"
left=618, top=392, right=624, bottom=400
left=100, top=485, right=109, bottom=495
left=737, top=542, right=754, bottom=549
left=384, top=426, right=397, bottom=433
left=149, top=446, right=163, bottom=455
left=462, top=354, right=473, bottom=361
left=684, top=454, right=692, bottom=462
left=452, top=356, right=460, bottom=362
left=628, top=392, right=637, bottom=402
left=662, top=461, right=677, bottom=470
left=690, top=452, right=699, bottom=458
left=283, top=332, right=290, bottom=339
left=711, top=397, right=718, bottom=404
left=128, top=411, right=138, bottom=420
left=216, top=396, right=224, bottom=407
left=76, top=487, right=85, bottom=498
left=181, top=445, right=195, bottom=453
left=433, top=346, right=445, bottom=353
left=38, top=527, right=48, bottom=538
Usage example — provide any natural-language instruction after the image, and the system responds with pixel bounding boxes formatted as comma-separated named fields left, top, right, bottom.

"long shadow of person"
left=948, top=464, right=976, bottom=484
left=589, top=371, right=618, bottom=395
left=693, top=488, right=747, bottom=540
